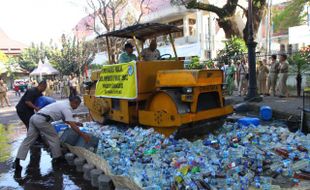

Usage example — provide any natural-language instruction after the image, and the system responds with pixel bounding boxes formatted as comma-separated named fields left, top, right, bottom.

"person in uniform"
left=45, top=79, right=53, bottom=97
left=0, top=79, right=11, bottom=107
left=266, top=55, right=279, bottom=96
left=237, top=60, right=248, bottom=96
left=16, top=81, right=47, bottom=129
left=257, top=60, right=269, bottom=95
left=225, top=61, right=236, bottom=96
left=276, top=54, right=289, bottom=98
left=141, top=39, right=160, bottom=61
left=119, top=43, right=137, bottom=63
left=13, top=96, right=90, bottom=170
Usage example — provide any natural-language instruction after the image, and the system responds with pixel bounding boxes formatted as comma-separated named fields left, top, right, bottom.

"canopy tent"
left=30, top=58, right=59, bottom=76
left=0, top=61, right=29, bottom=75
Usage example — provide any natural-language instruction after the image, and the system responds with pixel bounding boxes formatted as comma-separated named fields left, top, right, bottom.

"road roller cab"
left=84, top=23, right=233, bottom=136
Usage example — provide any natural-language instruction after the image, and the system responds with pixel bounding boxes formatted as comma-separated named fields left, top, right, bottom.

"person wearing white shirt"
left=141, top=39, right=160, bottom=61
left=13, top=96, right=90, bottom=170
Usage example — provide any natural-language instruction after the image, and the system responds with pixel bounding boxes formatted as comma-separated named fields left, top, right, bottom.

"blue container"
left=238, top=117, right=260, bottom=126
left=54, top=123, right=69, bottom=133
left=260, top=106, right=272, bottom=121
left=35, top=96, right=56, bottom=109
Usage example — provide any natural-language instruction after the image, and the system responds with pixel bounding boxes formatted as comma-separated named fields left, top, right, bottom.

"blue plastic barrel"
left=260, top=106, right=272, bottom=121
left=35, top=96, right=56, bottom=109
left=238, top=117, right=260, bottom=126
left=54, top=124, right=69, bottom=133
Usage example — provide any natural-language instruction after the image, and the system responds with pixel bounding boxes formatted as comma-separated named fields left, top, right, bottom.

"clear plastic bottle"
left=292, top=159, right=310, bottom=171
left=270, top=161, right=283, bottom=172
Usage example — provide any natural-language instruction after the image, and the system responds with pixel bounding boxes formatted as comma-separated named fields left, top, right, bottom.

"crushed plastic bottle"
left=79, top=121, right=310, bottom=189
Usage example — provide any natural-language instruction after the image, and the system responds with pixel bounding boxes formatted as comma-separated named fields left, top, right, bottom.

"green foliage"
left=187, top=56, right=206, bottom=69
left=0, top=51, right=17, bottom=77
left=203, top=60, right=215, bottom=69
left=272, top=0, right=308, bottom=33
left=216, top=36, right=247, bottom=65
left=52, top=34, right=95, bottom=76
left=19, top=36, right=95, bottom=76
left=289, top=45, right=310, bottom=74
left=18, top=42, right=57, bottom=72
left=0, top=51, right=8, bottom=63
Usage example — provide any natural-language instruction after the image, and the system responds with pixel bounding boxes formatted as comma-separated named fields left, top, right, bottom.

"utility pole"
left=245, top=0, right=262, bottom=102
left=268, top=0, right=273, bottom=55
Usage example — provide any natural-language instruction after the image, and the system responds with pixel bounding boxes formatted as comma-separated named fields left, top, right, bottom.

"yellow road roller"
left=84, top=23, right=233, bottom=137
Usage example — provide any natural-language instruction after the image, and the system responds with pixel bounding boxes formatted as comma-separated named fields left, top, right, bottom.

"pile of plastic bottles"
left=81, top=122, right=310, bottom=189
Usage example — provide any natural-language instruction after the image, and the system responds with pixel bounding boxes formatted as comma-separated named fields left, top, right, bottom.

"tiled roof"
left=0, top=28, right=27, bottom=51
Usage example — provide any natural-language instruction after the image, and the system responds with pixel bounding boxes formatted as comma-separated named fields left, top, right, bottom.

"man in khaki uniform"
left=266, top=55, right=279, bottom=96
left=257, top=60, right=269, bottom=95
left=0, top=79, right=11, bottom=107
left=237, top=60, right=248, bottom=96
left=276, top=54, right=289, bottom=97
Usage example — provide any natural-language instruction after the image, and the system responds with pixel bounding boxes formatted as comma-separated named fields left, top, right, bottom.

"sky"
left=0, top=0, right=290, bottom=46
left=0, top=0, right=89, bottom=45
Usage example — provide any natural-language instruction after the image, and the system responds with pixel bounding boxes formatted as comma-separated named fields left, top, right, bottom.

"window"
left=169, top=19, right=184, bottom=38
left=189, top=19, right=196, bottom=36
left=287, top=44, right=292, bottom=55
left=280, top=44, right=286, bottom=53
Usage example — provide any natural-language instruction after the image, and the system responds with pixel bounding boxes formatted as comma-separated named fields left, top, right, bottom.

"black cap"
left=124, top=43, right=133, bottom=49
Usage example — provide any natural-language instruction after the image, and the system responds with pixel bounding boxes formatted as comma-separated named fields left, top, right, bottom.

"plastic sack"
left=35, top=96, right=56, bottom=109
left=238, top=117, right=260, bottom=126
left=54, top=123, right=69, bottom=133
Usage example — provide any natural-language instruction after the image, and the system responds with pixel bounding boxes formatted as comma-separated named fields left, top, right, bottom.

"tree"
left=171, top=0, right=267, bottom=42
left=52, top=34, right=96, bottom=76
left=216, top=36, right=247, bottom=64
left=272, top=0, right=309, bottom=34
left=86, top=0, right=151, bottom=63
left=18, top=42, right=57, bottom=72
left=0, top=51, right=8, bottom=63
left=289, top=45, right=310, bottom=96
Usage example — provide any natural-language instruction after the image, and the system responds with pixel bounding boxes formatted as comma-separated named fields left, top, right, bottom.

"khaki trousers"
left=277, top=73, right=288, bottom=97
left=258, top=79, right=267, bottom=94
left=238, top=75, right=248, bottom=95
left=16, top=114, right=62, bottom=160
left=267, top=73, right=277, bottom=96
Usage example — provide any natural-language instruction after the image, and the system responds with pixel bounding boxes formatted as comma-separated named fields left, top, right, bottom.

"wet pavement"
left=0, top=91, right=96, bottom=190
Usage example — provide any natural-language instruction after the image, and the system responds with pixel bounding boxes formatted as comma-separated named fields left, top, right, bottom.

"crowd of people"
left=222, top=54, right=290, bottom=98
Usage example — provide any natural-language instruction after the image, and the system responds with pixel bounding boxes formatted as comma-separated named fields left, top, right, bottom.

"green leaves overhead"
left=272, top=0, right=308, bottom=33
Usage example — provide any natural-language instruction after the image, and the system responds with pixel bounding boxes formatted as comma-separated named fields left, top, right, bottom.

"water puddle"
left=0, top=123, right=96, bottom=190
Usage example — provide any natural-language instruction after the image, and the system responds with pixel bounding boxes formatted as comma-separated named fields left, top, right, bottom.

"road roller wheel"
left=147, top=91, right=179, bottom=136
left=88, top=108, right=105, bottom=124
left=148, top=92, right=178, bottom=115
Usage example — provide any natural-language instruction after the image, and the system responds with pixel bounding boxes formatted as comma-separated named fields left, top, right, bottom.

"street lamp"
left=245, top=0, right=262, bottom=102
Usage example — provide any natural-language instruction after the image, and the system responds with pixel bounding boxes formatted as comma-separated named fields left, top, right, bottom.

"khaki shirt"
left=238, top=64, right=247, bottom=75
left=269, top=61, right=279, bottom=73
left=257, top=65, right=269, bottom=79
left=279, top=61, right=289, bottom=73
left=0, top=84, right=7, bottom=93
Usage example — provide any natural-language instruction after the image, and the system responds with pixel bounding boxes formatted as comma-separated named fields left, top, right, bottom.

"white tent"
left=30, top=58, right=59, bottom=77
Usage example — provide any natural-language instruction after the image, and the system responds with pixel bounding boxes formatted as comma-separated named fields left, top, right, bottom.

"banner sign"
left=95, top=61, right=137, bottom=99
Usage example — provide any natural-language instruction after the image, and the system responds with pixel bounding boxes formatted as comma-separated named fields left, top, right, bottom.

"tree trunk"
left=297, top=73, right=302, bottom=97
left=217, top=18, right=243, bottom=38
